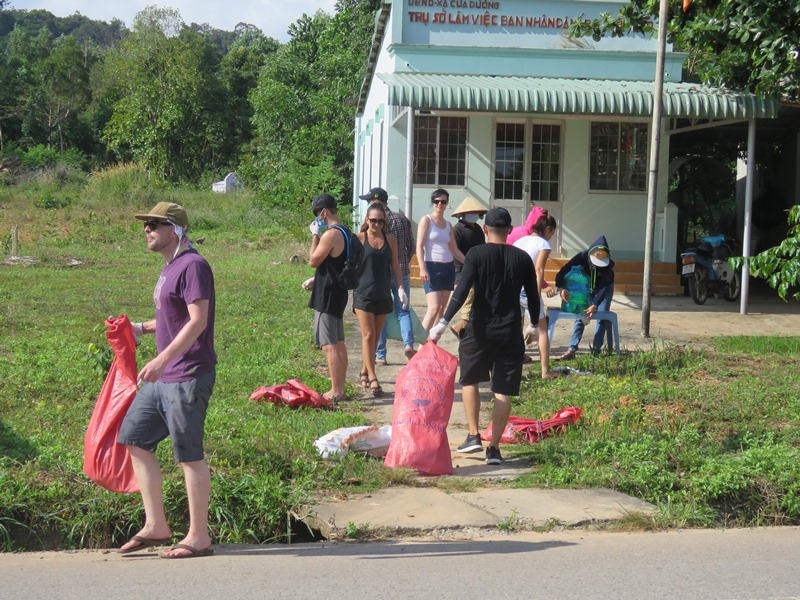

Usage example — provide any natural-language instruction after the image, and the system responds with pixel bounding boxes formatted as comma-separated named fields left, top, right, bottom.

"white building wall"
left=355, top=0, right=681, bottom=260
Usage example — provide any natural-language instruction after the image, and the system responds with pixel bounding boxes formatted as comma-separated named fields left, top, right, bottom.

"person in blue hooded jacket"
left=554, top=235, right=615, bottom=359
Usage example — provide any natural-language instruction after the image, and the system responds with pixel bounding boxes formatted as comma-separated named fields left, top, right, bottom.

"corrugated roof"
left=379, top=73, right=778, bottom=119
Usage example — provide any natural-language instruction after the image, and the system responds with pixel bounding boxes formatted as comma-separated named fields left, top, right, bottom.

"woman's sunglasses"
left=432, top=199, right=449, bottom=206
left=143, top=220, right=170, bottom=230
left=368, top=218, right=385, bottom=225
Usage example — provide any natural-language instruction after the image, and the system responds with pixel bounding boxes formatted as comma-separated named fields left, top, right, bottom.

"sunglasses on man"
left=143, top=220, right=171, bottom=230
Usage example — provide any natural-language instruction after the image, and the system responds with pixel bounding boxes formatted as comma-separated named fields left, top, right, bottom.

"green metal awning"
left=379, top=73, right=778, bottom=119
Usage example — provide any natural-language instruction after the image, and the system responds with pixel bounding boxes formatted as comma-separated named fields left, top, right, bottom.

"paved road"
left=2, top=527, right=799, bottom=599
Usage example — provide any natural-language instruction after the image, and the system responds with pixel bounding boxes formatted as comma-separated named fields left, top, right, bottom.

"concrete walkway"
left=308, top=283, right=799, bottom=538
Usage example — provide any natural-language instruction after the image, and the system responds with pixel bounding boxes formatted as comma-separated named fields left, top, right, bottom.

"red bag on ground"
left=83, top=315, right=140, bottom=493
left=384, top=341, right=456, bottom=475
left=481, top=407, right=583, bottom=445
left=249, top=379, right=331, bottom=409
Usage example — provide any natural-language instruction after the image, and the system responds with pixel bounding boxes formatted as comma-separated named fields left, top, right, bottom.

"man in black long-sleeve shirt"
left=429, top=207, right=539, bottom=465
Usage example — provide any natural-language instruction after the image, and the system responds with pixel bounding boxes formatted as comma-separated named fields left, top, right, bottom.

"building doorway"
left=492, top=120, right=563, bottom=253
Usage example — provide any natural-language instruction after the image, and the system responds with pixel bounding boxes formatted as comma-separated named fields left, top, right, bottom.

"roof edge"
left=356, top=2, right=392, bottom=118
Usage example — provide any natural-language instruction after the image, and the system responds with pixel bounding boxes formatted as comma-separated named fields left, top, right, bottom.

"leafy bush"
left=85, top=163, right=158, bottom=206
left=244, top=155, right=346, bottom=211
left=21, top=145, right=61, bottom=169
left=731, top=205, right=800, bottom=301
left=34, top=194, right=75, bottom=210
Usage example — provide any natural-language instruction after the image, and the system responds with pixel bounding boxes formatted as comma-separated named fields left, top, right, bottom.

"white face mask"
left=463, top=214, right=480, bottom=224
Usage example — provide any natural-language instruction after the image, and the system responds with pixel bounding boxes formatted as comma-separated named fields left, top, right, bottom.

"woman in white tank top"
left=416, top=189, right=465, bottom=333
left=512, top=212, right=559, bottom=380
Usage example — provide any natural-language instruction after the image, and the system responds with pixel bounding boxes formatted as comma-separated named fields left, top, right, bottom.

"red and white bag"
left=384, top=341, right=457, bottom=475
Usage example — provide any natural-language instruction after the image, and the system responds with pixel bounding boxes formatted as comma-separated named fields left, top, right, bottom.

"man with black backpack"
left=307, top=194, right=351, bottom=404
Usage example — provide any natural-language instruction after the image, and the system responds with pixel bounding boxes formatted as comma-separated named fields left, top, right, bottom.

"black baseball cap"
left=485, top=207, right=512, bottom=228
left=358, top=187, right=388, bottom=203
left=311, top=194, right=337, bottom=214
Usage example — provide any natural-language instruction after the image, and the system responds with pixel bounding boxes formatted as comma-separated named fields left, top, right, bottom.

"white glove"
left=524, top=325, right=538, bottom=346
left=428, top=318, right=447, bottom=342
left=131, top=322, right=144, bottom=346
left=309, top=220, right=321, bottom=237
left=302, top=277, right=314, bottom=291
left=397, top=287, right=409, bottom=310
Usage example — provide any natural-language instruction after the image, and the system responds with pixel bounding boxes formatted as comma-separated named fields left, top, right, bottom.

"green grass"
left=0, top=181, right=371, bottom=550
left=2, top=171, right=800, bottom=550
left=508, top=342, right=800, bottom=527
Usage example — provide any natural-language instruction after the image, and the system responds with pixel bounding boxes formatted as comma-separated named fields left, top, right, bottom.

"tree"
left=101, top=7, right=229, bottom=181
left=218, top=28, right=279, bottom=159
left=568, top=0, right=800, bottom=102
left=30, top=35, right=91, bottom=151
left=244, top=0, right=380, bottom=205
left=732, top=206, right=800, bottom=301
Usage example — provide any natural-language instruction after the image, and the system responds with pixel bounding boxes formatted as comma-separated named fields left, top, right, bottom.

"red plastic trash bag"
left=83, top=315, right=139, bottom=493
left=249, top=379, right=331, bottom=409
left=482, top=407, right=582, bottom=445
left=384, top=341, right=456, bottom=475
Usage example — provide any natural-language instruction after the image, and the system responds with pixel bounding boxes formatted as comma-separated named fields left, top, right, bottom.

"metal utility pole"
left=405, top=108, right=414, bottom=217
left=739, top=119, right=756, bottom=314
left=642, top=0, right=669, bottom=337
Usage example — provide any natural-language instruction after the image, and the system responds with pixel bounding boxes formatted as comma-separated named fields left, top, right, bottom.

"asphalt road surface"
left=2, top=527, right=799, bottom=599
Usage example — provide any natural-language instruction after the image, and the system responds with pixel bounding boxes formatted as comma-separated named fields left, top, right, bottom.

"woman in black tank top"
left=354, top=204, right=403, bottom=396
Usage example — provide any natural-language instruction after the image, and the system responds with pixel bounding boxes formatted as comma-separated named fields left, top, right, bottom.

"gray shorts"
left=117, top=370, right=215, bottom=462
left=314, top=310, right=345, bottom=346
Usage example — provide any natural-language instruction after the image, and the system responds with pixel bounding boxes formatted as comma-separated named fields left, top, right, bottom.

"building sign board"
left=401, top=0, right=656, bottom=51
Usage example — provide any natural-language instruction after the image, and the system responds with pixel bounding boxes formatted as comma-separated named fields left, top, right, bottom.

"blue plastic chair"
left=546, top=308, right=620, bottom=356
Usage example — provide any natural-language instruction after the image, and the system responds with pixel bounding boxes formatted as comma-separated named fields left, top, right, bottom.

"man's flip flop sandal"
left=159, top=543, right=214, bottom=559
left=117, top=535, right=172, bottom=554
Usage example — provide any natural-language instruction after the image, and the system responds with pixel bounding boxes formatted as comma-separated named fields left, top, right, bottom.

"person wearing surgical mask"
left=449, top=196, right=489, bottom=338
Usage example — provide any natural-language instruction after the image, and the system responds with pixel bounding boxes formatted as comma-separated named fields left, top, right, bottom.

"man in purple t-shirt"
left=117, top=202, right=217, bottom=559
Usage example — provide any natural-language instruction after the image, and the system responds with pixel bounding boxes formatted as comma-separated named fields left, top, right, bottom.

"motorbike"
left=680, top=234, right=741, bottom=305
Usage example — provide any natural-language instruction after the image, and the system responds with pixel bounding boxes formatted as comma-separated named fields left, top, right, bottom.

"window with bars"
left=413, top=115, right=467, bottom=186
left=590, top=122, right=648, bottom=191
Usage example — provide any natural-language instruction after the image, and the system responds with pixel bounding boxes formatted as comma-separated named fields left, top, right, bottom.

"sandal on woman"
left=360, top=371, right=370, bottom=389
left=369, top=379, right=383, bottom=397
left=323, top=392, right=346, bottom=406
left=542, top=371, right=559, bottom=380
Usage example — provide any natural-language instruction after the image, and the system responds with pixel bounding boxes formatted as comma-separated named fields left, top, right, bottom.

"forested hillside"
left=0, top=1, right=380, bottom=204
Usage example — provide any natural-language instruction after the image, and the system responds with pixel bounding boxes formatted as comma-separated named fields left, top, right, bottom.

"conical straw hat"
left=451, top=196, right=489, bottom=216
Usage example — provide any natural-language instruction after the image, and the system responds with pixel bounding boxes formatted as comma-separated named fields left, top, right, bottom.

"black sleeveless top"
left=308, top=229, right=348, bottom=318
left=355, top=232, right=391, bottom=302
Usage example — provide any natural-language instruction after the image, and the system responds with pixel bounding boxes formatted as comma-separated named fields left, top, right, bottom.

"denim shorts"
left=423, top=261, right=455, bottom=293
left=117, top=371, right=215, bottom=462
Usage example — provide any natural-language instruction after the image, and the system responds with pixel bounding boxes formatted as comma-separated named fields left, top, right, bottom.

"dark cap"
left=358, top=187, right=388, bottom=204
left=485, top=207, right=512, bottom=228
left=311, top=194, right=337, bottom=213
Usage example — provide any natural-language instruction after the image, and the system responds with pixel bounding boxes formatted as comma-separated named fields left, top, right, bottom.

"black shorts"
left=353, top=293, right=393, bottom=315
left=458, top=332, right=524, bottom=396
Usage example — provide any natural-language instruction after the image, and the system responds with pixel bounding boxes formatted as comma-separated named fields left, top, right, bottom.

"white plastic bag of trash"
left=314, top=425, right=392, bottom=458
